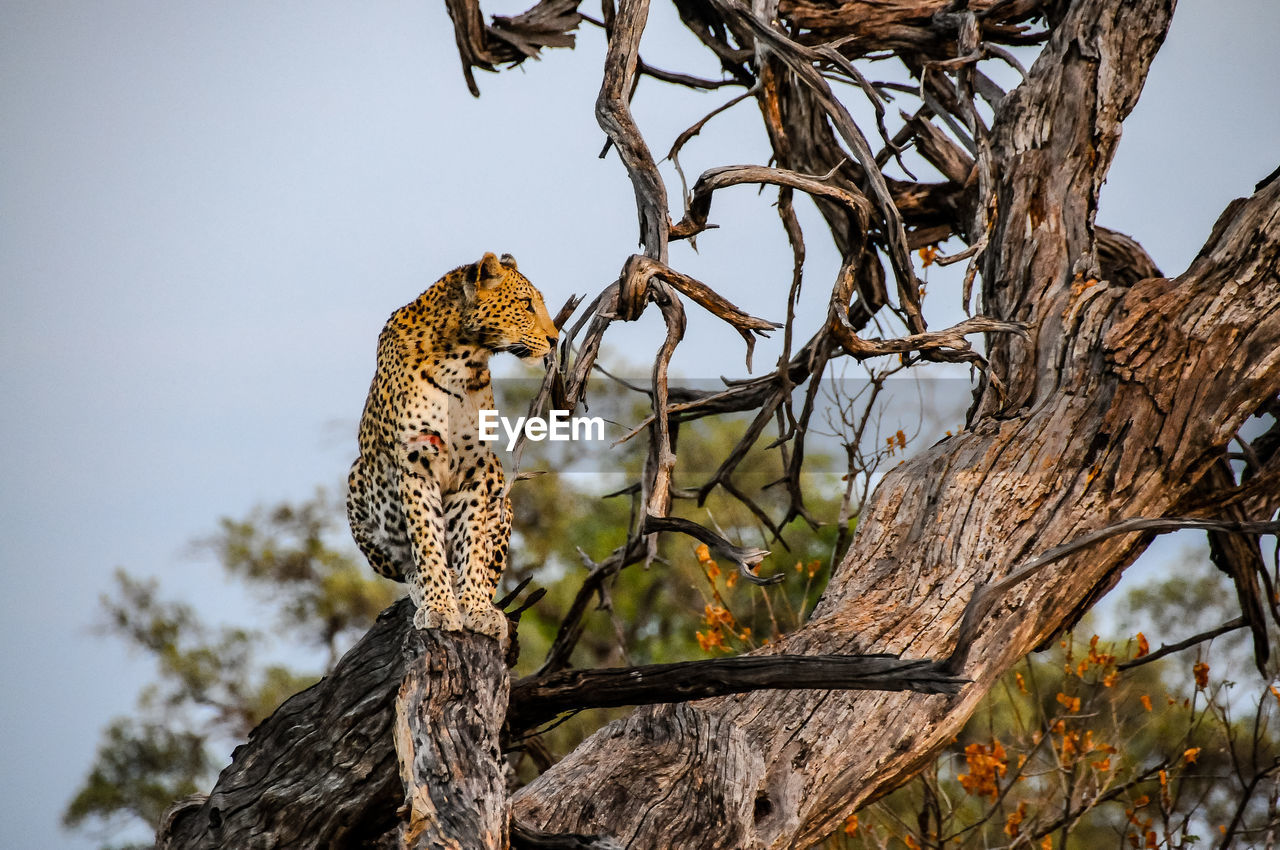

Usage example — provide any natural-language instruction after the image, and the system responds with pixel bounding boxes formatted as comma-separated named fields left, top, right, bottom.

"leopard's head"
left=461, top=252, right=558, bottom=361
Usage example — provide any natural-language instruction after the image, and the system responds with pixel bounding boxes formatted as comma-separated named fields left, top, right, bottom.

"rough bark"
left=156, top=0, right=1280, bottom=847
left=501, top=1, right=1280, bottom=846
left=396, top=630, right=509, bottom=849
left=155, top=601, right=966, bottom=848
left=155, top=604, right=409, bottom=849
left=510, top=168, right=1280, bottom=850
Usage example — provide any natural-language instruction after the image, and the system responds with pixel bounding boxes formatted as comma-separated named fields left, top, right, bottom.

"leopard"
left=346, top=252, right=558, bottom=642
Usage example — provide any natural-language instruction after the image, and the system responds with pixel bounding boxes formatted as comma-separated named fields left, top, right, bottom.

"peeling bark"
left=396, top=630, right=509, bottom=849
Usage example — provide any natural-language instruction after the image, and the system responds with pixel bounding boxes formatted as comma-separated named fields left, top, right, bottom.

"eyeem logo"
left=478, top=409, right=607, bottom=451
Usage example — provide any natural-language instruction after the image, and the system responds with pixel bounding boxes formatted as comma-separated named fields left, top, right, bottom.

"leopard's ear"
left=464, top=252, right=505, bottom=300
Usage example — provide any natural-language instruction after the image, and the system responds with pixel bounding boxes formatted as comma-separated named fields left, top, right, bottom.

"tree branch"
left=508, top=654, right=966, bottom=734
left=1116, top=618, right=1248, bottom=672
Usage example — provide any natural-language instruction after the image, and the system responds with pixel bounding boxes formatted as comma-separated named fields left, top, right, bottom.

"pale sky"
left=2, top=1, right=1278, bottom=847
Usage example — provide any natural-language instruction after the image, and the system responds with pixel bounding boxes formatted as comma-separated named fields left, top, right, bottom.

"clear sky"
left=2, top=1, right=1277, bottom=847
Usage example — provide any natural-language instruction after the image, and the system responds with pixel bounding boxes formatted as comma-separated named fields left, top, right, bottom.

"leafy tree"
left=66, top=491, right=396, bottom=848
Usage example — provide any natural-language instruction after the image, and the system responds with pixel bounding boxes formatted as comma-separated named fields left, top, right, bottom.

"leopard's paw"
left=414, top=604, right=464, bottom=633
left=462, top=604, right=510, bottom=645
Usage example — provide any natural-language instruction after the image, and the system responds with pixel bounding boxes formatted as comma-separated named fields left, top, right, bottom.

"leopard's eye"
left=522, top=297, right=535, bottom=313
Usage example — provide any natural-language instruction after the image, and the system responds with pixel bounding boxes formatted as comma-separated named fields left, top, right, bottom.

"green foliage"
left=203, top=490, right=401, bottom=665
left=68, top=490, right=397, bottom=846
left=64, top=719, right=211, bottom=835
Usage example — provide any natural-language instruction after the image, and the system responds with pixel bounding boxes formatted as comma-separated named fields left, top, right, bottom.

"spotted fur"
left=347, top=252, right=558, bottom=641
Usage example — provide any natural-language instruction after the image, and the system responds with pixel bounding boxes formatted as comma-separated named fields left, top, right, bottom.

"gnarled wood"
left=511, top=181, right=1280, bottom=850
left=509, top=159, right=1280, bottom=850
left=154, top=602, right=972, bottom=847
left=157, top=0, right=1280, bottom=846
left=396, top=630, right=509, bottom=849
left=155, top=602, right=411, bottom=849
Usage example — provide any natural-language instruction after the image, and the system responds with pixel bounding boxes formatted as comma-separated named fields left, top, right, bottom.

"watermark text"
left=478, top=409, right=606, bottom=450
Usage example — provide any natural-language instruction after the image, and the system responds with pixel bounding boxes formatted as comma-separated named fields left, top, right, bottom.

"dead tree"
left=157, top=0, right=1280, bottom=847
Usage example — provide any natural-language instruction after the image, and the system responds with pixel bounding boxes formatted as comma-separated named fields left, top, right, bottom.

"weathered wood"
left=511, top=178, right=1280, bottom=847
left=157, top=0, right=1280, bottom=847
left=153, top=600, right=970, bottom=847
left=503, top=1, right=1280, bottom=846
left=155, top=601, right=414, bottom=849
left=508, top=654, right=965, bottom=732
left=396, top=629, right=509, bottom=850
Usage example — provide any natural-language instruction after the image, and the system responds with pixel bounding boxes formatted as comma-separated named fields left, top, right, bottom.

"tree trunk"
left=507, top=1, right=1280, bottom=847
left=510, top=181, right=1280, bottom=850
left=396, top=630, right=509, bottom=849
left=156, top=0, right=1280, bottom=846
left=156, top=603, right=411, bottom=849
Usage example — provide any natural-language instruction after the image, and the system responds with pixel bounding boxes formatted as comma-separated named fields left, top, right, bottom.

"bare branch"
left=641, top=514, right=782, bottom=585
left=949, top=518, right=1280, bottom=672
left=508, top=653, right=966, bottom=733
left=1116, top=618, right=1248, bottom=672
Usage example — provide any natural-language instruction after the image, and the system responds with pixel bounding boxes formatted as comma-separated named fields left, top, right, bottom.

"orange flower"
left=1193, top=661, right=1210, bottom=689
left=918, top=245, right=939, bottom=267
left=1092, top=757, right=1112, bottom=772
left=1140, top=694, right=1153, bottom=712
left=843, top=814, right=858, bottom=835
left=695, top=543, right=712, bottom=563
left=1135, top=633, right=1150, bottom=658
left=1184, top=747, right=1200, bottom=764
left=696, top=628, right=727, bottom=653
left=1015, top=672, right=1028, bottom=694
left=1061, top=730, right=1080, bottom=760
left=1056, top=692, right=1081, bottom=712
left=1005, top=801, right=1027, bottom=837
left=958, top=740, right=1008, bottom=800
left=703, top=604, right=735, bottom=627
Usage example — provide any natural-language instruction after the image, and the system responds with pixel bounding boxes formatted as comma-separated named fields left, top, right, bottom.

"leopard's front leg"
left=399, top=466, right=464, bottom=632
left=446, top=453, right=510, bottom=643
